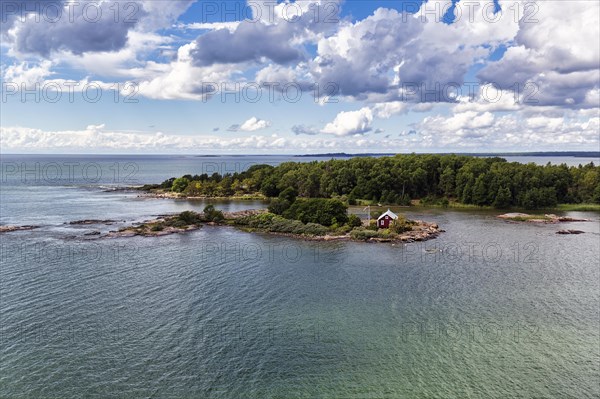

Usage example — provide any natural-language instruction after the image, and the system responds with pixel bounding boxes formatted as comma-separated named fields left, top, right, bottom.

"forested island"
left=140, top=154, right=600, bottom=210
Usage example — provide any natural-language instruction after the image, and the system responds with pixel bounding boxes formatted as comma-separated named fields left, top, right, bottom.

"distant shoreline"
left=294, top=151, right=600, bottom=158
left=1, top=151, right=599, bottom=158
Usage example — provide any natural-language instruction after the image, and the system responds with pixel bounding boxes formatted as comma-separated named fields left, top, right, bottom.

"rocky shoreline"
left=311, top=221, right=442, bottom=243
left=235, top=217, right=443, bottom=243
left=497, top=213, right=589, bottom=223
left=0, top=225, right=39, bottom=233
left=104, top=209, right=266, bottom=238
left=136, top=190, right=266, bottom=201
left=97, top=209, right=444, bottom=243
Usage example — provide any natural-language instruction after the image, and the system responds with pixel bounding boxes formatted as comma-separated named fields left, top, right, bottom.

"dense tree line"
left=159, top=154, right=600, bottom=209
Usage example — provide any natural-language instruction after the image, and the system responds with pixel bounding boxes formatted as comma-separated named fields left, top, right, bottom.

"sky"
left=0, top=0, right=599, bottom=154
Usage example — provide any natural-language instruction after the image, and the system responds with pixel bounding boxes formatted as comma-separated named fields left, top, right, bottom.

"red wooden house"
left=377, top=209, right=398, bottom=229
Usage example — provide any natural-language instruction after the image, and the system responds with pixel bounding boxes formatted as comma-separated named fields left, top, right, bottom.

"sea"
left=0, top=154, right=598, bottom=398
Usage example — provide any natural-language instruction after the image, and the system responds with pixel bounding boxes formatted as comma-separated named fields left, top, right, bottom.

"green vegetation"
left=234, top=213, right=329, bottom=236
left=158, top=154, right=600, bottom=210
left=556, top=203, right=600, bottom=211
left=501, top=214, right=554, bottom=222
left=390, top=215, right=415, bottom=234
left=202, top=205, right=225, bottom=222
left=347, top=214, right=363, bottom=228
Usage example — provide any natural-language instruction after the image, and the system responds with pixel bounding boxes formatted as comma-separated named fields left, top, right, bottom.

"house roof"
left=377, top=209, right=398, bottom=221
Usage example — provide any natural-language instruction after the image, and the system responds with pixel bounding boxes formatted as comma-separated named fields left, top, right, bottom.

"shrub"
left=151, top=223, right=164, bottom=232
left=234, top=213, right=328, bottom=236
left=170, top=220, right=188, bottom=228
left=350, top=228, right=379, bottom=241
left=203, top=205, right=224, bottom=222
left=366, top=220, right=378, bottom=231
left=396, top=194, right=412, bottom=206
left=390, top=216, right=413, bottom=234
left=347, top=214, right=363, bottom=228
left=268, top=198, right=291, bottom=215
left=178, top=210, right=201, bottom=224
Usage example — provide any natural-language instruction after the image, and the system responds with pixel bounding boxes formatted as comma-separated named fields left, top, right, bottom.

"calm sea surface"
left=0, top=155, right=599, bottom=398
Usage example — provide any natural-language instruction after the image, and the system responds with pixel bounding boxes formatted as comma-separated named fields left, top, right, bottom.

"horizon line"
left=1, top=151, right=599, bottom=157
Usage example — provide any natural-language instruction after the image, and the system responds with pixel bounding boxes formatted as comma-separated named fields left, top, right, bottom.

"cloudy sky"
left=1, top=0, right=598, bottom=154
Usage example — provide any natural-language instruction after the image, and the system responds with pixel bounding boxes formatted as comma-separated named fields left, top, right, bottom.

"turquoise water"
left=0, top=156, right=599, bottom=398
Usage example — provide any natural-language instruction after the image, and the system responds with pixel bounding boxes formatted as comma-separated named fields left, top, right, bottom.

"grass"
left=355, top=199, right=600, bottom=212
left=556, top=203, right=600, bottom=211
left=354, top=199, right=492, bottom=209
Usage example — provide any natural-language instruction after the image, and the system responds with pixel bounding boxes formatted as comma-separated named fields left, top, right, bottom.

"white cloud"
left=321, top=107, right=373, bottom=136
left=414, top=108, right=599, bottom=149
left=478, top=1, right=599, bottom=107
left=372, top=101, right=408, bottom=118
left=239, top=117, right=271, bottom=132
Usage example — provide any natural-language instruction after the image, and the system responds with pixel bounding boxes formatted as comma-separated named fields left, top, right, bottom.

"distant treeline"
left=158, top=154, right=600, bottom=209
left=295, top=151, right=600, bottom=158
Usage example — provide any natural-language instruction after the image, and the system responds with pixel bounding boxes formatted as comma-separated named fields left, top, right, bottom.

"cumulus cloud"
left=1, top=0, right=598, bottom=153
left=2, top=113, right=598, bottom=153
left=2, top=60, right=54, bottom=85
left=321, top=107, right=373, bottom=136
left=8, top=1, right=142, bottom=57
left=477, top=1, right=600, bottom=107
left=240, top=117, right=271, bottom=131
left=189, top=0, right=340, bottom=67
left=413, top=108, right=599, bottom=149
left=190, top=23, right=303, bottom=66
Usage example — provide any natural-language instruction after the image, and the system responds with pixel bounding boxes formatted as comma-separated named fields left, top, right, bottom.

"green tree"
left=439, top=166, right=455, bottom=197
left=268, top=198, right=291, bottom=215
left=278, top=187, right=298, bottom=203
left=260, top=176, right=279, bottom=197
left=493, top=186, right=512, bottom=209
left=171, top=177, right=190, bottom=193
left=472, top=175, right=487, bottom=206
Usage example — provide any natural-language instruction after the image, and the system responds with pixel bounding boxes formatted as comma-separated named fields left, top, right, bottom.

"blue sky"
left=1, top=0, right=598, bottom=154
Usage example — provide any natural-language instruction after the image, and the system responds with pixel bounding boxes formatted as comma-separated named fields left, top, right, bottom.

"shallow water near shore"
left=1, top=155, right=599, bottom=397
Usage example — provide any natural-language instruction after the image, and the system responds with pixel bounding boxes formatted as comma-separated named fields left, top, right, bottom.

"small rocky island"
left=0, top=225, right=39, bottom=233
left=101, top=206, right=443, bottom=243
left=497, top=213, right=590, bottom=223
left=497, top=212, right=590, bottom=235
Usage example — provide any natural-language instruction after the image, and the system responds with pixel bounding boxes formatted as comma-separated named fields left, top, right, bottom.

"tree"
left=160, top=154, right=598, bottom=208
left=171, top=177, right=190, bottom=193
left=493, top=186, right=512, bottom=209
left=278, top=187, right=298, bottom=203
left=260, top=176, right=279, bottom=197
left=472, top=175, right=487, bottom=206
left=439, top=166, right=455, bottom=197
left=283, top=198, right=348, bottom=226
left=268, top=198, right=291, bottom=215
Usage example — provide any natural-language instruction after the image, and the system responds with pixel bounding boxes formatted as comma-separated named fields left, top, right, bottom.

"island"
left=102, top=204, right=442, bottom=243
left=0, top=225, right=39, bottom=233
left=137, top=153, right=600, bottom=210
